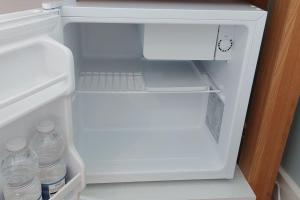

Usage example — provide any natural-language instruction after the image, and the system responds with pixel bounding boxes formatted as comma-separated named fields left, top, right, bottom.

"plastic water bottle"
left=31, top=120, right=66, bottom=200
left=1, top=138, right=42, bottom=200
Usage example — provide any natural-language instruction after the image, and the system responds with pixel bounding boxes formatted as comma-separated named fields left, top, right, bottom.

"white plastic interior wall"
left=63, top=22, right=249, bottom=183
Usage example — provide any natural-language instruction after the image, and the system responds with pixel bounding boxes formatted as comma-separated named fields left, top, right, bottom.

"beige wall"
left=0, top=0, right=41, bottom=14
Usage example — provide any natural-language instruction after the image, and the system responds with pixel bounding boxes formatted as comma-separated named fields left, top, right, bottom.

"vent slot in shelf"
left=79, top=71, right=144, bottom=92
left=77, top=59, right=220, bottom=94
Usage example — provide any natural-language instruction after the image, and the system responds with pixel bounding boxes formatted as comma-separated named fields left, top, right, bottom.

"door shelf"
left=77, top=59, right=220, bottom=94
left=50, top=149, right=83, bottom=200
left=0, top=37, right=74, bottom=128
left=0, top=96, right=85, bottom=200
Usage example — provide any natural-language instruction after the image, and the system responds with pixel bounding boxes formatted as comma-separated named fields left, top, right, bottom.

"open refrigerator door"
left=0, top=9, right=85, bottom=200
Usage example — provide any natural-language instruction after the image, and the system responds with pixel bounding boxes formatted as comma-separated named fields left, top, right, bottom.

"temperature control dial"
left=217, top=39, right=233, bottom=52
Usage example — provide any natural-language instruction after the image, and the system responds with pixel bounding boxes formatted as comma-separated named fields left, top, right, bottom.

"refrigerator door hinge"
left=42, top=1, right=63, bottom=10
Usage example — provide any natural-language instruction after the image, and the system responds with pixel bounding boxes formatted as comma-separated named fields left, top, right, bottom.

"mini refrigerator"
left=0, top=0, right=267, bottom=199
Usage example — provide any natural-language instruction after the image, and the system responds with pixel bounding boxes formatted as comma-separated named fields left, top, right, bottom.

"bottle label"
left=42, top=175, right=66, bottom=200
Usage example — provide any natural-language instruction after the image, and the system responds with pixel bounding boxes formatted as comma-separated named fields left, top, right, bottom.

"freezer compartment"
left=0, top=97, right=85, bottom=200
left=63, top=23, right=235, bottom=64
left=0, top=36, right=74, bottom=128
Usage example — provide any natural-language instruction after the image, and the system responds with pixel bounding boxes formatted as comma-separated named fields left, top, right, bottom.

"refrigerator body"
left=0, top=1, right=267, bottom=199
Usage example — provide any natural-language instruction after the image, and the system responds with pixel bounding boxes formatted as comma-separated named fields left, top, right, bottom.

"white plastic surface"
left=77, top=59, right=219, bottom=93
left=73, top=90, right=225, bottom=183
left=0, top=97, right=85, bottom=200
left=79, top=24, right=142, bottom=59
left=77, top=59, right=144, bottom=92
left=0, top=10, right=84, bottom=200
left=62, top=11, right=266, bottom=183
left=215, top=25, right=235, bottom=60
left=143, top=24, right=218, bottom=60
left=143, top=61, right=217, bottom=92
left=0, top=10, right=75, bottom=128
left=77, top=127, right=223, bottom=183
left=62, top=0, right=265, bottom=21
left=80, top=167, right=255, bottom=200
left=0, top=37, right=74, bottom=128
left=0, top=3, right=267, bottom=199
left=0, top=10, right=60, bottom=43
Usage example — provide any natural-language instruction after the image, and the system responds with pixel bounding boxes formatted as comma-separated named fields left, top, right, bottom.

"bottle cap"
left=6, top=138, right=27, bottom=152
left=36, top=120, right=55, bottom=133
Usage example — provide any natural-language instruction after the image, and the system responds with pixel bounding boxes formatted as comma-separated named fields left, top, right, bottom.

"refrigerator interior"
left=63, top=23, right=250, bottom=183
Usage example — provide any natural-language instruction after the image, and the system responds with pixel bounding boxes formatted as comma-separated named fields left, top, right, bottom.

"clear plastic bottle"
left=30, top=120, right=66, bottom=200
left=1, top=137, right=42, bottom=200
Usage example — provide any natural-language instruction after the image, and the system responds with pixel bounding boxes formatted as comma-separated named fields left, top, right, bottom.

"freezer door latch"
left=215, top=25, right=235, bottom=60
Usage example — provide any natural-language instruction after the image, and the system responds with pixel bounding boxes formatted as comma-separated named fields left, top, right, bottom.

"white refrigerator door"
left=0, top=9, right=84, bottom=200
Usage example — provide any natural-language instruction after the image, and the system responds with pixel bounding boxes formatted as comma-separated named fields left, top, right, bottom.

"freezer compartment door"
left=0, top=10, right=74, bottom=128
left=143, top=24, right=219, bottom=60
